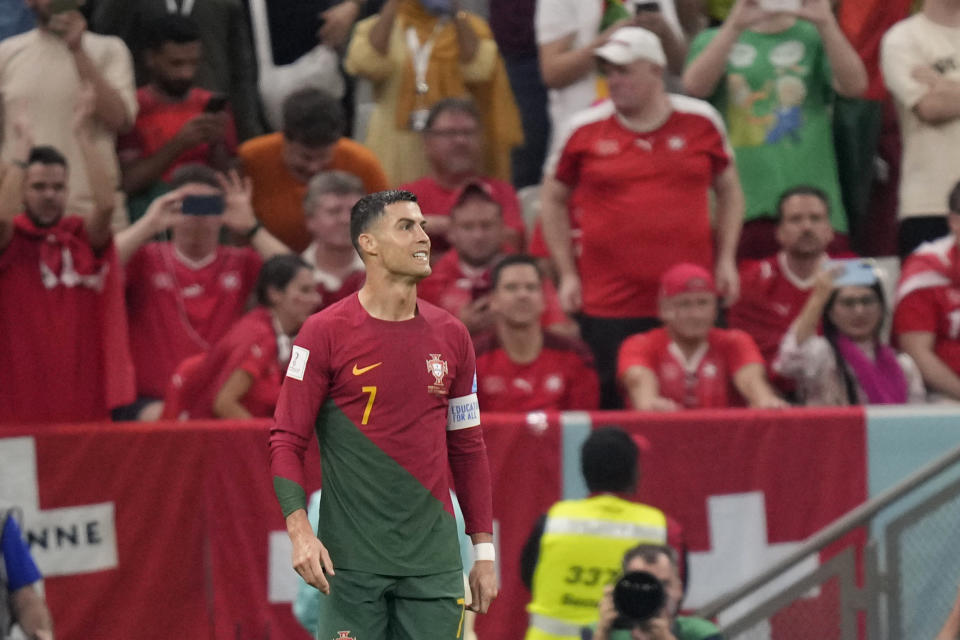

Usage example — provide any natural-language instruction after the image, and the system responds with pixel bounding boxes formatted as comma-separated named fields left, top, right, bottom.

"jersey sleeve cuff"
left=273, top=476, right=307, bottom=518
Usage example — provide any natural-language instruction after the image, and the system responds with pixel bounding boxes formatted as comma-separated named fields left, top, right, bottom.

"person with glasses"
left=774, top=263, right=926, bottom=406
left=400, top=98, right=526, bottom=256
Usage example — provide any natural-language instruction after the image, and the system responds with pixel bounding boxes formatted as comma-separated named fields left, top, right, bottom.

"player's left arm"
left=446, top=332, right=498, bottom=613
left=712, top=162, right=744, bottom=306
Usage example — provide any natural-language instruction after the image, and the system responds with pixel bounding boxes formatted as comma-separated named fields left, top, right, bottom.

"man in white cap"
left=540, top=26, right=745, bottom=409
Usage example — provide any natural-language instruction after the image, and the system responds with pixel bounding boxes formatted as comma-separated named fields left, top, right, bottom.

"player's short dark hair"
left=255, top=254, right=310, bottom=307
left=775, top=185, right=830, bottom=224
left=491, top=254, right=541, bottom=290
left=425, top=97, right=481, bottom=131
left=581, top=427, right=639, bottom=493
left=350, top=190, right=419, bottom=255
left=282, top=88, right=345, bottom=148
left=143, top=15, right=201, bottom=51
left=949, top=180, right=960, bottom=215
left=28, top=145, right=67, bottom=169
left=621, top=544, right=678, bottom=573
left=169, top=163, right=220, bottom=191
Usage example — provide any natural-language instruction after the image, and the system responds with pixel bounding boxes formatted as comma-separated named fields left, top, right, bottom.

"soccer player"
left=269, top=190, right=498, bottom=639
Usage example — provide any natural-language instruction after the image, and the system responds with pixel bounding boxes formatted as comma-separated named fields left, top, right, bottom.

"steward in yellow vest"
left=520, top=427, right=684, bottom=640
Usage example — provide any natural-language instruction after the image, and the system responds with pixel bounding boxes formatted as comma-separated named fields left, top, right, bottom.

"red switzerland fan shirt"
left=117, top=87, right=239, bottom=181
left=125, top=243, right=262, bottom=398
left=894, top=289, right=960, bottom=374
left=418, top=250, right=568, bottom=330
left=894, top=235, right=960, bottom=375
left=728, top=252, right=818, bottom=364
left=550, top=96, right=731, bottom=318
left=617, top=328, right=763, bottom=409
left=400, top=176, right=527, bottom=254
left=181, top=307, right=285, bottom=419
left=474, top=331, right=600, bottom=412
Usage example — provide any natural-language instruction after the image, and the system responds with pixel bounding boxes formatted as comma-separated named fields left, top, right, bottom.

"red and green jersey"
left=270, top=294, right=492, bottom=576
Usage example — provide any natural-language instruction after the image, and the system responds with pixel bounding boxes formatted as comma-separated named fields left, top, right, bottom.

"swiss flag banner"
left=0, top=409, right=864, bottom=640
left=612, top=408, right=868, bottom=636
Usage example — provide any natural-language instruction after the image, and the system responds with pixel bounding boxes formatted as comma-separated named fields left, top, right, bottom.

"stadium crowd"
left=1, top=0, right=960, bottom=636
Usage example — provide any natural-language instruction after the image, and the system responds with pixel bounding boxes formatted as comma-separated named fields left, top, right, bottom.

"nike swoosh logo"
left=352, top=362, right=382, bottom=376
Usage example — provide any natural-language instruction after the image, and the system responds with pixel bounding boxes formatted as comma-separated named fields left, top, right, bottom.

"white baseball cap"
left=594, top=27, right=666, bottom=67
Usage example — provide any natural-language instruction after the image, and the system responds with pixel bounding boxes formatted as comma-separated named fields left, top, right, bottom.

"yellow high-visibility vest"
left=524, top=495, right=668, bottom=640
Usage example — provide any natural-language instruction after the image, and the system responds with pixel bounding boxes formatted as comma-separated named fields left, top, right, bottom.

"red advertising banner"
left=0, top=408, right=865, bottom=640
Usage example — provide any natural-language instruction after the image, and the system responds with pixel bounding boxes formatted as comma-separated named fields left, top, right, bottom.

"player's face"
left=282, top=139, right=335, bottom=184
left=147, top=41, right=201, bottom=99
left=272, top=267, right=322, bottom=331
left=448, top=197, right=502, bottom=267
left=364, top=201, right=432, bottom=280
left=776, top=195, right=833, bottom=258
left=23, top=162, right=68, bottom=227
left=171, top=182, right=224, bottom=260
left=424, top=110, right=482, bottom=177
left=601, top=59, right=662, bottom=118
left=490, top=264, right=544, bottom=328
left=305, top=192, right=361, bottom=251
left=661, top=291, right=716, bottom=341
left=828, top=286, right=883, bottom=343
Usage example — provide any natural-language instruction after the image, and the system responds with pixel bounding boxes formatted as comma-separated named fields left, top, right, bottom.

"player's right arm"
left=270, top=315, right=336, bottom=592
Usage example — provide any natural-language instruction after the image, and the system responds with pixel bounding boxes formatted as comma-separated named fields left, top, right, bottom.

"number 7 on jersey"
left=361, top=386, right=377, bottom=425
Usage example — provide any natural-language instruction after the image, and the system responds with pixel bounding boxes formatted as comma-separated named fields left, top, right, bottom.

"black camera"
left=611, top=571, right=666, bottom=629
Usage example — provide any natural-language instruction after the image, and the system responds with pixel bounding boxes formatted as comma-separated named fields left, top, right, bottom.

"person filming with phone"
left=117, top=14, right=238, bottom=223
left=0, top=0, right=137, bottom=230
left=773, top=260, right=926, bottom=405
left=683, top=0, right=867, bottom=261
left=114, top=164, right=289, bottom=421
left=586, top=544, right=721, bottom=640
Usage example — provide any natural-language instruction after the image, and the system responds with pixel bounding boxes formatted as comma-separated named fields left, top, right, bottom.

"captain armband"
left=447, top=393, right=480, bottom=431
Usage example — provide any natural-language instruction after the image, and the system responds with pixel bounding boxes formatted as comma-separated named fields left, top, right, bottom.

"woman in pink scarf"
left=773, top=262, right=926, bottom=406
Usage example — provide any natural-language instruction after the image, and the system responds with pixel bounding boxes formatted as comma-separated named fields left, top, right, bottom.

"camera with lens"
left=610, top=571, right=666, bottom=629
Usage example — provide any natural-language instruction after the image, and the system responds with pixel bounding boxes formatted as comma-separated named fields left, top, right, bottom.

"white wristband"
left=473, top=542, right=495, bottom=562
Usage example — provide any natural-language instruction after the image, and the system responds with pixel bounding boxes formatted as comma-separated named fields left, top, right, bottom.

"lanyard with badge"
left=165, top=0, right=195, bottom=15
left=404, top=19, right=446, bottom=131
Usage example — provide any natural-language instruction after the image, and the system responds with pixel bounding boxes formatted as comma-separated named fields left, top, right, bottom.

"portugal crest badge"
left=426, top=353, right=449, bottom=394
left=334, top=632, right=356, bottom=640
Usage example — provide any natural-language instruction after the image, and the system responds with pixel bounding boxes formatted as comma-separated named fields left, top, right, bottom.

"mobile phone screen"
left=182, top=194, right=225, bottom=216
left=50, top=0, right=79, bottom=13
left=204, top=95, right=229, bottom=114
left=832, top=259, right=877, bottom=287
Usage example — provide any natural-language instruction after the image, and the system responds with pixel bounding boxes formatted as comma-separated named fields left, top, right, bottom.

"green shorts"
left=315, top=567, right=466, bottom=640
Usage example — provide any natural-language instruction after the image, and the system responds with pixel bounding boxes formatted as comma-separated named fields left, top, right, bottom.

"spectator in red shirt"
left=418, top=183, right=575, bottom=337
left=400, top=98, right=526, bottom=257
left=475, top=254, right=599, bottom=412
left=117, top=15, right=237, bottom=222
left=0, top=89, right=135, bottom=424
left=541, top=26, right=744, bottom=409
left=301, top=170, right=366, bottom=310
left=115, top=164, right=289, bottom=421
left=894, top=181, right=960, bottom=402
left=728, top=186, right=836, bottom=367
left=173, top=254, right=321, bottom=419
left=618, top=263, right=785, bottom=411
